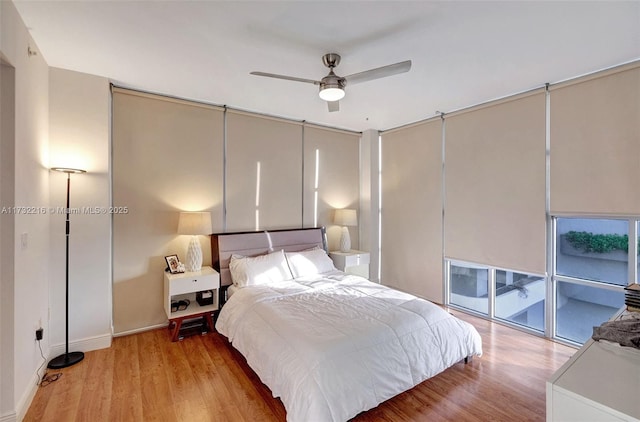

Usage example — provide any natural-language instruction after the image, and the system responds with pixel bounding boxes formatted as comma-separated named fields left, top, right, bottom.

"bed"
left=211, top=228, right=482, bottom=422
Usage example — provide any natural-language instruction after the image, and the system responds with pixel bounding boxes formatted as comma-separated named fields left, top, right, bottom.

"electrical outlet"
left=35, top=328, right=43, bottom=341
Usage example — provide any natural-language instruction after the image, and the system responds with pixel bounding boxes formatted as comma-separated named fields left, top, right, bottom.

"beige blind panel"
left=445, top=92, right=546, bottom=274
left=302, top=126, right=360, bottom=252
left=381, top=120, right=443, bottom=302
left=112, top=90, right=224, bottom=333
left=303, top=122, right=360, bottom=136
left=111, top=86, right=224, bottom=111
left=226, top=112, right=303, bottom=231
left=550, top=66, right=640, bottom=215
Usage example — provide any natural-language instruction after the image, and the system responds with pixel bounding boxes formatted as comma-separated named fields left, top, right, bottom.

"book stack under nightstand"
left=624, top=283, right=640, bottom=312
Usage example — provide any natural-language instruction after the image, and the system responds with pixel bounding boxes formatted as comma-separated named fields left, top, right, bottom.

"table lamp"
left=177, top=211, right=212, bottom=272
left=334, top=208, right=357, bottom=253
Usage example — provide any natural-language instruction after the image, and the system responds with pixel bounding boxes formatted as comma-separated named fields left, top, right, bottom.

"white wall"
left=0, top=7, right=111, bottom=421
left=359, top=129, right=379, bottom=282
left=0, top=1, right=50, bottom=420
left=48, top=67, right=112, bottom=354
left=0, top=59, right=16, bottom=422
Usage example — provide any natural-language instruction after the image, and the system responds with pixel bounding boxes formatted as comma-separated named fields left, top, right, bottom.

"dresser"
left=546, top=310, right=640, bottom=421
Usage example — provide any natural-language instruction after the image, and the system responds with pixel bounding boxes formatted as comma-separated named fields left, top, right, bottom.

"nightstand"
left=163, top=266, right=220, bottom=341
left=329, top=250, right=370, bottom=279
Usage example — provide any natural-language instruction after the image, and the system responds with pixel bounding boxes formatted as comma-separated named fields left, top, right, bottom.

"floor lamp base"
left=47, top=351, right=84, bottom=369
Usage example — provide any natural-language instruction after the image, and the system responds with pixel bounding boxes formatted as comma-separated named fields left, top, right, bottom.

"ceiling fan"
left=250, top=53, right=411, bottom=112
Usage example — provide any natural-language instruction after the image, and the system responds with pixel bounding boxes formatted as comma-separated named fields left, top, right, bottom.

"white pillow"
left=229, top=249, right=293, bottom=287
left=286, top=248, right=336, bottom=278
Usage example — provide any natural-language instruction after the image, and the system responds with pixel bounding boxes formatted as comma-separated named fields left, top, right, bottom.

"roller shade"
left=225, top=111, right=303, bottom=231
left=112, top=88, right=224, bottom=333
left=550, top=65, right=640, bottom=215
left=444, top=91, right=546, bottom=275
left=302, top=126, right=361, bottom=252
left=381, top=119, right=444, bottom=302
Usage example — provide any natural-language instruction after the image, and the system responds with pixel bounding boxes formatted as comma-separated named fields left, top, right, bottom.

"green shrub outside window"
left=566, top=231, right=640, bottom=254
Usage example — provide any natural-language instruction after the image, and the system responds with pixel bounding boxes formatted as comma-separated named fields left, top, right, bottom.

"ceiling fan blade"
left=344, top=60, right=412, bottom=85
left=250, top=71, right=320, bottom=85
left=327, top=101, right=340, bottom=112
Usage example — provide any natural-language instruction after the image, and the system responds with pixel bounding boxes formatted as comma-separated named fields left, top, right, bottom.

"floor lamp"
left=48, top=167, right=86, bottom=369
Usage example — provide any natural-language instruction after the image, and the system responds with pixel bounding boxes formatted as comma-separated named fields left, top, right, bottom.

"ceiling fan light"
left=319, top=87, right=345, bottom=102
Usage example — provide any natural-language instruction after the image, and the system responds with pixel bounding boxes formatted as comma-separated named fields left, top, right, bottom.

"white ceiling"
left=13, top=1, right=640, bottom=132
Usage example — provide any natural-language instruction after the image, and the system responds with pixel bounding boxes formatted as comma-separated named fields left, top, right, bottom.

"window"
left=555, top=280, right=623, bottom=344
left=449, top=263, right=488, bottom=315
left=553, top=217, right=630, bottom=345
left=495, top=270, right=545, bottom=332
left=447, top=262, right=545, bottom=333
left=446, top=217, right=638, bottom=345
left=556, top=218, right=628, bottom=286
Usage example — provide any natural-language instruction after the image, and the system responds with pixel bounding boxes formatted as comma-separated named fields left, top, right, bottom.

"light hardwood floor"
left=24, top=310, right=575, bottom=421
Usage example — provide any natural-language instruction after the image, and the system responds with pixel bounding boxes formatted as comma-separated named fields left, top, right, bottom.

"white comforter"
left=216, top=272, right=482, bottom=422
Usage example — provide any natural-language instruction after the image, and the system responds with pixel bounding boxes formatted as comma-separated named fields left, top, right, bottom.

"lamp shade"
left=51, top=167, right=86, bottom=174
left=177, top=212, right=212, bottom=235
left=334, top=209, right=357, bottom=227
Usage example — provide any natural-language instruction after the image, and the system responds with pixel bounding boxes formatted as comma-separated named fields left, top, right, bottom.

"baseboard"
left=112, top=322, right=168, bottom=338
left=49, top=332, right=112, bottom=358
left=0, top=411, right=17, bottom=422
left=16, top=329, right=158, bottom=419
left=14, top=333, right=112, bottom=421
left=14, top=370, right=39, bottom=422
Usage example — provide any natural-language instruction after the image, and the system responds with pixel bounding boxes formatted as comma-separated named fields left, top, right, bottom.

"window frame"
left=445, top=259, right=547, bottom=337
left=550, top=215, right=637, bottom=346
left=445, top=216, right=639, bottom=346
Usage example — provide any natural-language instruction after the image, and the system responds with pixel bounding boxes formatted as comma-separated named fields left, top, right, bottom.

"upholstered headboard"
left=210, top=227, right=328, bottom=289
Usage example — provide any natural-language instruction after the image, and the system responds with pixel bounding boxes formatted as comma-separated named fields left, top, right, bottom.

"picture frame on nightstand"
left=165, top=254, right=183, bottom=274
